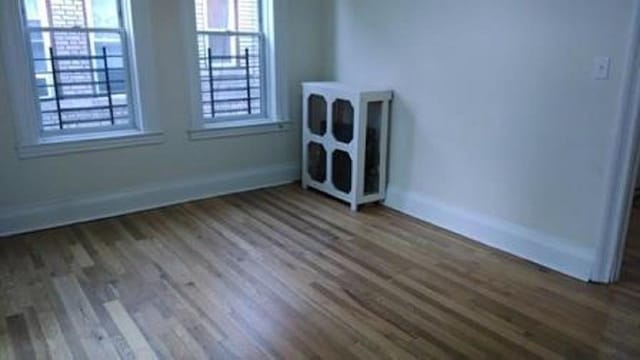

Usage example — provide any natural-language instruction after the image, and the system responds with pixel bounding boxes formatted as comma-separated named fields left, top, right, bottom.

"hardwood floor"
left=1, top=184, right=639, bottom=359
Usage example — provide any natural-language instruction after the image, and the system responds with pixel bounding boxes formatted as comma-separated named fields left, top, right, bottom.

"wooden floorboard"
left=1, top=184, right=639, bottom=359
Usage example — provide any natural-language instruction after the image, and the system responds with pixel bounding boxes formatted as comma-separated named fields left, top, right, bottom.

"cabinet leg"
left=350, top=203, right=359, bottom=212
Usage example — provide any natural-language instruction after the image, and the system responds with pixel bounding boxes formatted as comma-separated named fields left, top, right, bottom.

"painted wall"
left=0, top=0, right=332, bottom=232
left=330, top=0, right=638, bottom=279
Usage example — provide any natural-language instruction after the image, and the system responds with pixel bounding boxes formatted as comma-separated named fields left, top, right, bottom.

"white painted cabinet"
left=302, top=82, right=392, bottom=211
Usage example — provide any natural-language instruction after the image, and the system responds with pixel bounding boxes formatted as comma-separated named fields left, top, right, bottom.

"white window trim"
left=18, top=129, right=165, bottom=158
left=180, top=0, right=290, bottom=140
left=0, top=0, right=164, bottom=159
left=188, top=118, right=292, bottom=140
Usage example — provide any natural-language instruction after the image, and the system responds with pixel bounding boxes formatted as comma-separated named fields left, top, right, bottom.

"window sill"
left=188, top=118, right=292, bottom=141
left=17, top=130, right=165, bottom=159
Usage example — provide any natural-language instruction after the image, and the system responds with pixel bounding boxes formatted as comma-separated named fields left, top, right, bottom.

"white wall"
left=0, top=0, right=332, bottom=234
left=331, top=0, right=638, bottom=280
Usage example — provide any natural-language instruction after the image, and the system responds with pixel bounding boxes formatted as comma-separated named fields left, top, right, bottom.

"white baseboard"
left=384, top=187, right=594, bottom=281
left=0, top=163, right=300, bottom=237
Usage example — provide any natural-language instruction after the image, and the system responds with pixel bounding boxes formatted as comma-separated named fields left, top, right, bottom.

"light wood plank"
left=70, top=243, right=95, bottom=269
left=51, top=275, right=121, bottom=360
left=104, top=300, right=157, bottom=360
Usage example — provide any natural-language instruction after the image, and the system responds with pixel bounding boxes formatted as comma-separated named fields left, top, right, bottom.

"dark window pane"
left=97, top=69, right=126, bottom=93
left=36, top=78, right=49, bottom=97
left=28, top=20, right=47, bottom=73
left=31, top=41, right=46, bottom=73
left=208, top=33, right=231, bottom=57
left=94, top=41, right=126, bottom=94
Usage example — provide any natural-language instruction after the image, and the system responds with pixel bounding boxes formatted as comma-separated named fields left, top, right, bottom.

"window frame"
left=0, top=0, right=164, bottom=158
left=182, top=0, right=291, bottom=139
left=23, top=1, right=136, bottom=135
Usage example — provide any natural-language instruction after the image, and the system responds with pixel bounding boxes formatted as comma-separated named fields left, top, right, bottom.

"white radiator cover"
left=302, top=82, right=392, bottom=211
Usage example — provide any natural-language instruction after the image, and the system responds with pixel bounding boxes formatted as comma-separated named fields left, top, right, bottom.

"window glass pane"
left=236, top=0, right=260, bottom=32
left=36, top=78, right=50, bottom=98
left=195, top=0, right=259, bottom=32
left=91, top=0, right=120, bottom=28
left=94, top=39, right=126, bottom=94
left=23, top=0, right=41, bottom=21
left=207, top=0, right=228, bottom=30
left=29, top=20, right=47, bottom=73
left=25, top=0, right=120, bottom=28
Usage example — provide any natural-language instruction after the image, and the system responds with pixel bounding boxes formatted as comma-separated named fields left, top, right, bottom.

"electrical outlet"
left=593, top=57, right=611, bottom=80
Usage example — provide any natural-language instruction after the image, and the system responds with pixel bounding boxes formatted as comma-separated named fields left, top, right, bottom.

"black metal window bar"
left=36, top=46, right=130, bottom=131
left=199, top=36, right=263, bottom=120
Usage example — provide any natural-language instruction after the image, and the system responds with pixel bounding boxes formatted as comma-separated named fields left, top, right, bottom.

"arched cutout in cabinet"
left=307, top=142, right=327, bottom=183
left=308, top=95, right=327, bottom=136
left=332, top=99, right=354, bottom=143
left=365, top=101, right=383, bottom=195
left=332, top=150, right=352, bottom=194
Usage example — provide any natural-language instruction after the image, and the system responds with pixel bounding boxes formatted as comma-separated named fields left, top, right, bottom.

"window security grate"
left=197, top=32, right=265, bottom=121
left=37, top=46, right=129, bottom=130
left=27, top=27, right=133, bottom=133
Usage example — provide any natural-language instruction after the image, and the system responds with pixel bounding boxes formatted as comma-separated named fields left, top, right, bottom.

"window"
left=194, top=0, right=266, bottom=122
left=22, top=0, right=134, bottom=134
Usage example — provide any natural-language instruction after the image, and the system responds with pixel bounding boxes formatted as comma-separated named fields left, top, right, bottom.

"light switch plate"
left=593, top=57, right=611, bottom=80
